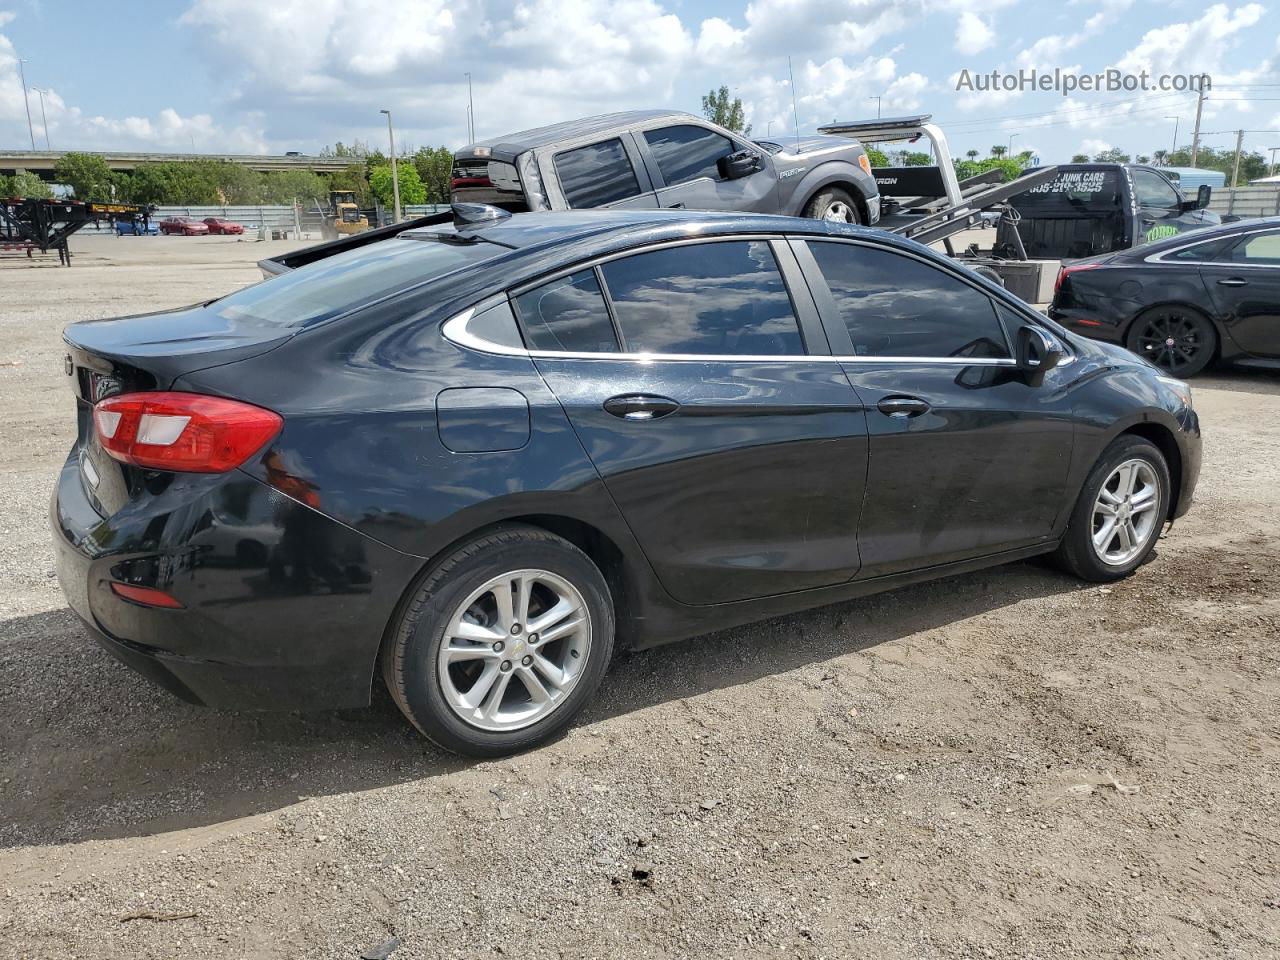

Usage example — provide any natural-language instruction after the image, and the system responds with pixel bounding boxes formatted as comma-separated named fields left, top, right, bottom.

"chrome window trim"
left=1145, top=226, right=1280, bottom=265
left=442, top=308, right=1016, bottom=366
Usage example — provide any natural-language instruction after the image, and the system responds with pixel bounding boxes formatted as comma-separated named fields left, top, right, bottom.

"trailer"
left=0, top=198, right=153, bottom=265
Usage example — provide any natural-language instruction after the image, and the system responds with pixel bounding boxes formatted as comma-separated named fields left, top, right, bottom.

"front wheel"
left=1054, top=435, right=1170, bottom=582
left=803, top=187, right=863, bottom=224
left=1125, top=305, right=1216, bottom=377
left=382, top=526, right=615, bottom=756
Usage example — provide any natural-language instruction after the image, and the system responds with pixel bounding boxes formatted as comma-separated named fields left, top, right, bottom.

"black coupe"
left=54, top=207, right=1201, bottom=756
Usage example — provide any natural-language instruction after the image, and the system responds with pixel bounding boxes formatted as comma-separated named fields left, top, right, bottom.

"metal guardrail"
left=1208, top=186, right=1280, bottom=218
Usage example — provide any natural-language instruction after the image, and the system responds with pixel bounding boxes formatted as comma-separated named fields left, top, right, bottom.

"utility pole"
left=17, top=58, right=35, bottom=150
left=1009, top=133, right=1019, bottom=156
left=380, top=109, right=401, bottom=223
left=1230, top=128, right=1244, bottom=187
left=1190, top=87, right=1207, bottom=166
left=869, top=95, right=881, bottom=119
left=31, top=87, right=51, bottom=150
left=1269, top=146, right=1279, bottom=177
left=788, top=57, right=801, bottom=152
left=465, top=72, right=475, bottom=142
left=1164, top=116, right=1179, bottom=157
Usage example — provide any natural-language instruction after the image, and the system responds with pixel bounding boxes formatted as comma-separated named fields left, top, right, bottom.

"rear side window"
left=643, top=125, right=735, bottom=186
left=808, top=241, right=1010, bottom=359
left=600, top=240, right=805, bottom=355
left=514, top=269, right=619, bottom=353
left=554, top=139, right=641, bottom=208
left=211, top=236, right=500, bottom=328
left=1167, top=237, right=1233, bottom=261
left=1228, top=230, right=1280, bottom=264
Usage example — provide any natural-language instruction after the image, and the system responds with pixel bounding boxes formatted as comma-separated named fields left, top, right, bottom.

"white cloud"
left=1080, top=138, right=1112, bottom=155
left=1114, top=2, right=1264, bottom=77
left=955, top=11, right=994, bottom=55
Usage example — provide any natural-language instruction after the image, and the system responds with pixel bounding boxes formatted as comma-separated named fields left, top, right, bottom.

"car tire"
left=1124, top=305, right=1217, bottom=378
left=1053, top=434, right=1170, bottom=582
left=803, top=187, right=863, bottom=225
left=382, top=525, right=615, bottom=757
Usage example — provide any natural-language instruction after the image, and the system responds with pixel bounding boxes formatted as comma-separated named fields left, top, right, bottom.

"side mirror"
left=718, top=150, right=762, bottom=180
left=1197, top=184, right=1212, bottom=209
left=1017, top=325, right=1066, bottom=379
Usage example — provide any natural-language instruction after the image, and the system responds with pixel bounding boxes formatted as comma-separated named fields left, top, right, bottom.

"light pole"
left=1164, top=116, right=1180, bottom=157
left=17, top=58, right=35, bottom=150
left=380, top=109, right=401, bottom=223
left=869, top=95, right=882, bottom=119
left=31, top=87, right=51, bottom=150
left=1270, top=147, right=1280, bottom=177
left=465, top=72, right=475, bottom=142
left=1008, top=133, right=1019, bottom=156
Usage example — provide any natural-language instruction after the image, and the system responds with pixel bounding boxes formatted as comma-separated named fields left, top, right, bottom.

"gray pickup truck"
left=450, top=109, right=881, bottom=225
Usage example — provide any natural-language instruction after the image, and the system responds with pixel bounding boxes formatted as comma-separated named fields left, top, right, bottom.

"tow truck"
left=0, top=197, right=153, bottom=265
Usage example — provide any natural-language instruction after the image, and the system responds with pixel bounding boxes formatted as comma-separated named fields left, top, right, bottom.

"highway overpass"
left=0, top=150, right=353, bottom=179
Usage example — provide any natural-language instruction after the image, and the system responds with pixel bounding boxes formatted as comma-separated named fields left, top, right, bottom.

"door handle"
left=603, top=394, right=680, bottom=421
left=877, top=396, right=931, bottom=418
left=1217, top=277, right=1248, bottom=287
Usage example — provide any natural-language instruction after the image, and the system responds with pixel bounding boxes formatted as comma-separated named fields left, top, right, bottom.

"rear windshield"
left=210, top=236, right=501, bottom=328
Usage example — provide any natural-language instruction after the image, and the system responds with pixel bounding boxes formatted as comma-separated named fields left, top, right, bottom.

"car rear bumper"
left=50, top=450, right=421, bottom=711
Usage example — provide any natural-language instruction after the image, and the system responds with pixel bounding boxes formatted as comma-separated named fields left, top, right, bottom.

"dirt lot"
left=1, top=234, right=1278, bottom=959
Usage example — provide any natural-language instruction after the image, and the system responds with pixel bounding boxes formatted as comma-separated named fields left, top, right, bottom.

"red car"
left=203, top=217, right=245, bottom=235
left=158, top=216, right=210, bottom=236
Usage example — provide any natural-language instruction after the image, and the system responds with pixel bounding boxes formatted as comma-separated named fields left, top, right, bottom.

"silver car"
left=451, top=110, right=881, bottom=226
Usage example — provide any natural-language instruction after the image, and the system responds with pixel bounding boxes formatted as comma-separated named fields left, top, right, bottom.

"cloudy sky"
left=1, top=0, right=1278, bottom=163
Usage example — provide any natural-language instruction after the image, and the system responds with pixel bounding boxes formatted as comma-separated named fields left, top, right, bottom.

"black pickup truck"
left=1001, top=163, right=1219, bottom=261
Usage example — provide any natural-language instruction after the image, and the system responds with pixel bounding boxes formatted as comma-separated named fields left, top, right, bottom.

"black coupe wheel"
left=1125, top=306, right=1216, bottom=377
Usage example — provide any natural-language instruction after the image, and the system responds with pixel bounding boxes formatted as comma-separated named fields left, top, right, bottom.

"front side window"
left=1132, top=170, right=1181, bottom=212
left=808, top=241, right=1010, bottom=359
left=553, top=139, right=641, bottom=209
left=513, top=269, right=619, bottom=353
left=643, top=125, right=736, bottom=186
left=600, top=240, right=805, bottom=355
left=1228, top=230, right=1280, bottom=264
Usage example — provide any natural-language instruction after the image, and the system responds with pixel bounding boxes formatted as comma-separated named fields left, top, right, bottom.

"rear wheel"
left=1125, top=305, right=1216, bottom=377
left=382, top=526, right=614, bottom=756
left=1054, top=435, right=1169, bottom=582
left=803, top=187, right=863, bottom=225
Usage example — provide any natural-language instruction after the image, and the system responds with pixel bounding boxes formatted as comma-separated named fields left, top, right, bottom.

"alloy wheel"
left=1133, top=311, right=1206, bottom=374
left=1091, top=459, right=1160, bottom=566
left=436, top=569, right=591, bottom=732
left=823, top=201, right=855, bottom=223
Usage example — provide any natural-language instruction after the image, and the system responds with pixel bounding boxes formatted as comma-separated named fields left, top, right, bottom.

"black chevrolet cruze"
left=53, top=207, right=1201, bottom=755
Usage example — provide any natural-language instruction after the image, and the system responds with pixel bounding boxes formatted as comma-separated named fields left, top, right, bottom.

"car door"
left=513, top=236, right=870, bottom=605
left=1199, top=227, right=1280, bottom=357
left=1131, top=167, right=1191, bottom=244
left=637, top=123, right=778, bottom=213
left=541, top=136, right=659, bottom=210
left=792, top=237, right=1075, bottom=578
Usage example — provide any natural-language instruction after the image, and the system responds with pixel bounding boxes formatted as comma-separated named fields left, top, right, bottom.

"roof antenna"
left=788, top=56, right=802, bottom=152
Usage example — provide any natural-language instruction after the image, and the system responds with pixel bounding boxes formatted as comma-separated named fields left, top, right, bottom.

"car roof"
left=1116, top=215, right=1280, bottom=259
left=401, top=208, right=898, bottom=251
left=455, top=110, right=696, bottom=161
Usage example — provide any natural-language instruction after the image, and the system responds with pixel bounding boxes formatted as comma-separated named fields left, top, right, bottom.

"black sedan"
left=1050, top=217, right=1280, bottom=377
left=53, top=207, right=1201, bottom=756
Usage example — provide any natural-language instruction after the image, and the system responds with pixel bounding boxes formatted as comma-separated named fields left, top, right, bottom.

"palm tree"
left=966, top=149, right=979, bottom=161
left=990, top=145, right=1007, bottom=159
left=1153, top=149, right=1168, bottom=165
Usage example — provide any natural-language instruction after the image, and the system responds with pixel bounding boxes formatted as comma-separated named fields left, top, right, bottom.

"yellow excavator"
left=329, top=191, right=368, bottom=235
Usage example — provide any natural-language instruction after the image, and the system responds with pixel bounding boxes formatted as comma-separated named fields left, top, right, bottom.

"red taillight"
left=1054, top=262, right=1102, bottom=294
left=93, top=391, right=282, bottom=473
left=110, top=583, right=184, bottom=608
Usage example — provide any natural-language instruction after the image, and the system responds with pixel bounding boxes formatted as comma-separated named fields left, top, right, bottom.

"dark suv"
left=54, top=207, right=1200, bottom=756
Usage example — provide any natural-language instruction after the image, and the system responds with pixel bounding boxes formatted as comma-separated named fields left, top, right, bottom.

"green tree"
left=1092, top=147, right=1131, bottom=163
left=261, top=169, right=327, bottom=204
left=900, top=151, right=931, bottom=166
left=329, top=162, right=373, bottom=207
left=369, top=162, right=427, bottom=206
left=54, top=152, right=115, bottom=201
left=865, top=146, right=889, bottom=167
left=701, top=85, right=751, bottom=135
left=412, top=146, right=454, bottom=204
left=1070, top=153, right=1089, bottom=163
left=1, top=171, right=52, bottom=198
left=965, top=149, right=979, bottom=161
left=989, top=145, right=1007, bottom=159
left=1152, top=149, right=1168, bottom=165
left=1135, top=154, right=1151, bottom=164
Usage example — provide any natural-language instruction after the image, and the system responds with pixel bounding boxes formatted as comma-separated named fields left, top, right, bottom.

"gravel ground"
left=1, top=235, right=1278, bottom=959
